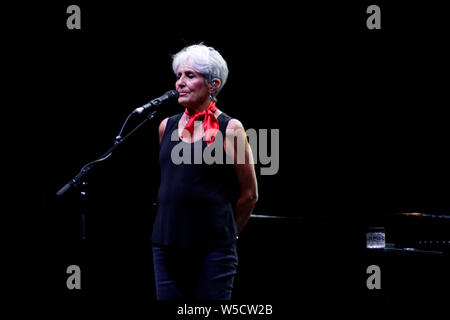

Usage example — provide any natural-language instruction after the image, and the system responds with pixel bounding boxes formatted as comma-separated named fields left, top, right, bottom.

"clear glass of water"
left=366, top=227, right=385, bottom=249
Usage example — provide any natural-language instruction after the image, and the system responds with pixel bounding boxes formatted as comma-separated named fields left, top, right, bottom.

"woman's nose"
left=176, top=76, right=186, bottom=87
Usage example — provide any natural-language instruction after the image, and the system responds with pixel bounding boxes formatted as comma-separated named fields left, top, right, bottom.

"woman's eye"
left=176, top=72, right=196, bottom=80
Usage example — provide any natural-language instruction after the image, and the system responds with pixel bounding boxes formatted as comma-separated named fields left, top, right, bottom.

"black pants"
left=152, top=243, right=238, bottom=300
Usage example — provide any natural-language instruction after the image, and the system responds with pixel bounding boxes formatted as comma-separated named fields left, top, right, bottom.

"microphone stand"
left=56, top=108, right=159, bottom=239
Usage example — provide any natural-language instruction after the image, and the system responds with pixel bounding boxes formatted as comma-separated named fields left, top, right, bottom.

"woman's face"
left=175, top=61, right=210, bottom=109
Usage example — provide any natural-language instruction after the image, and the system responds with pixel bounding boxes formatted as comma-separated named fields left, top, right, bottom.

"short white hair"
left=172, top=44, right=229, bottom=99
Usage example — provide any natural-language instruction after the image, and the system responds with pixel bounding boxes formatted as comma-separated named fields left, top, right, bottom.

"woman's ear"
left=208, top=79, right=221, bottom=93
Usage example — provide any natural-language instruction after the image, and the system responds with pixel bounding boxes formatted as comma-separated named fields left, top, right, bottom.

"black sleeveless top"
left=151, top=112, right=238, bottom=247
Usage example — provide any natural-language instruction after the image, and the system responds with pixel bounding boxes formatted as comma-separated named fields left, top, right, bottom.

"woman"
left=151, top=44, right=258, bottom=300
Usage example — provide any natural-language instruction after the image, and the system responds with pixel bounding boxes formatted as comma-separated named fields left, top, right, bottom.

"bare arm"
left=225, top=119, right=258, bottom=235
left=159, top=118, right=169, bottom=144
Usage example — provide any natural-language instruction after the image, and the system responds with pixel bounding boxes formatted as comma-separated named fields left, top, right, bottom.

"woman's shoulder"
left=216, top=110, right=243, bottom=130
left=158, top=118, right=169, bottom=143
left=162, top=112, right=184, bottom=128
left=159, top=113, right=183, bottom=142
left=225, top=117, right=245, bottom=131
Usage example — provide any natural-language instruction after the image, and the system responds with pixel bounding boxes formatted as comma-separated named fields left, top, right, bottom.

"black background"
left=20, top=1, right=450, bottom=222
left=5, top=0, right=450, bottom=315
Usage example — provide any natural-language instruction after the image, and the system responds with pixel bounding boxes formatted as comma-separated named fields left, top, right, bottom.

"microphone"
left=134, top=90, right=179, bottom=114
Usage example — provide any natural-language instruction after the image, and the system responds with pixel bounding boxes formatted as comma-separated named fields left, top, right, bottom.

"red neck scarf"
left=184, top=101, right=219, bottom=146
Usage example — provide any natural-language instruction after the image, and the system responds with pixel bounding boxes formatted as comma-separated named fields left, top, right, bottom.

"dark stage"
left=5, top=1, right=450, bottom=317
